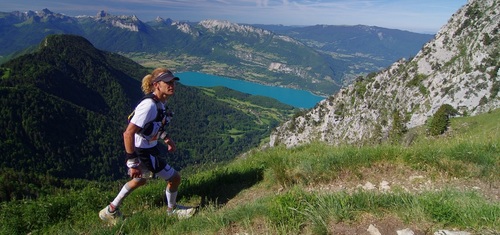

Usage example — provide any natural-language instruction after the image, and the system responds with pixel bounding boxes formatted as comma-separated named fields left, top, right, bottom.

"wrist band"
left=126, top=158, right=140, bottom=169
left=125, top=152, right=137, bottom=160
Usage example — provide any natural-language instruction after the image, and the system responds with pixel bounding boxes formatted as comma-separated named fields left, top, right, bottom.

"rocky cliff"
left=270, top=0, right=499, bottom=147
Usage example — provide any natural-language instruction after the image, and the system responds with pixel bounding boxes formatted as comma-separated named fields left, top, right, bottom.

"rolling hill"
left=0, top=34, right=297, bottom=182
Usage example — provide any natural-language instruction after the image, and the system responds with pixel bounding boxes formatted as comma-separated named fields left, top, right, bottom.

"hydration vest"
left=128, top=93, right=172, bottom=139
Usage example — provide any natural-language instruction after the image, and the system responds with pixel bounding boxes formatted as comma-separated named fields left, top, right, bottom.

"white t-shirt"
left=130, top=98, right=165, bottom=149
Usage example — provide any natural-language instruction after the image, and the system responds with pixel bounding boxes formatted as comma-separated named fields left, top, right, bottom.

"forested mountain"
left=0, top=34, right=296, bottom=183
left=0, top=9, right=433, bottom=96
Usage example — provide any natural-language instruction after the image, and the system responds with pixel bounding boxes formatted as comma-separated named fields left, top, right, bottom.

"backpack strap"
left=128, top=93, right=163, bottom=123
left=142, top=93, right=158, bottom=103
left=127, top=93, right=171, bottom=139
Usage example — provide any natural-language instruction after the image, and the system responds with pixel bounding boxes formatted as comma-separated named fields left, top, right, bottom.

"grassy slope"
left=1, top=109, right=499, bottom=234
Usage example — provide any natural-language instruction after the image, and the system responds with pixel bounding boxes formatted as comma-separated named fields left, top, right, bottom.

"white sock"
left=111, top=183, right=133, bottom=209
left=166, top=188, right=178, bottom=209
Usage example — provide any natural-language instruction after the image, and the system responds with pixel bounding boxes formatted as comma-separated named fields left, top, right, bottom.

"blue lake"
left=177, top=72, right=325, bottom=109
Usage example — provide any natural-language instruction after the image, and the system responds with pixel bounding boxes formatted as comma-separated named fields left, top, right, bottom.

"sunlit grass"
left=1, top=109, right=499, bottom=234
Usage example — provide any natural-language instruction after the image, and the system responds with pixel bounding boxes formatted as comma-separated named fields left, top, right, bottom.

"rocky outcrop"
left=270, top=0, right=499, bottom=148
left=199, top=19, right=273, bottom=37
left=94, top=10, right=142, bottom=32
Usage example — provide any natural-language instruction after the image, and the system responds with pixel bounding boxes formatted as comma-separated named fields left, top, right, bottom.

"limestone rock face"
left=270, top=0, right=500, bottom=148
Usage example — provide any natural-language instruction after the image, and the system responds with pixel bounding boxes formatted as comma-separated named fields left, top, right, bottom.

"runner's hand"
left=128, top=168, right=142, bottom=178
left=165, top=138, right=176, bottom=152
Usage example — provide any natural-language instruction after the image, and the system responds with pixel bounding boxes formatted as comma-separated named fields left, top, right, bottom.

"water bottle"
left=141, top=167, right=154, bottom=179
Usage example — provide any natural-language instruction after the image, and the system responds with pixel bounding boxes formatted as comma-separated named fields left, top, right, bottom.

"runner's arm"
left=123, top=122, right=141, bottom=156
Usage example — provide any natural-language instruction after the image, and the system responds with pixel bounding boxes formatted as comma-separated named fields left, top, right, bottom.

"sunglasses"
left=163, top=80, right=176, bottom=85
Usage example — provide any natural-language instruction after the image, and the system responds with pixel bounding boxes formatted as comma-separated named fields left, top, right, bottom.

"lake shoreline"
left=177, top=72, right=326, bottom=109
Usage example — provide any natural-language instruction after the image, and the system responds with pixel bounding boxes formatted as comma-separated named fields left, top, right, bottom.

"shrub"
left=389, top=109, right=407, bottom=144
left=407, top=73, right=427, bottom=87
left=490, top=80, right=499, bottom=99
left=482, top=33, right=491, bottom=46
left=428, top=104, right=458, bottom=136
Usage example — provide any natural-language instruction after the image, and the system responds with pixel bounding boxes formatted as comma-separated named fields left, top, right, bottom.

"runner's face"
left=162, top=80, right=175, bottom=94
left=155, top=80, right=175, bottom=101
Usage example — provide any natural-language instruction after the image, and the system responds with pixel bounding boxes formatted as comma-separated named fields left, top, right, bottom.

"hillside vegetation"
left=1, top=108, right=498, bottom=234
left=0, top=34, right=297, bottom=185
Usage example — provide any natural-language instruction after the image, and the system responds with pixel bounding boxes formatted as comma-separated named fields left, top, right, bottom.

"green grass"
left=1, top=109, right=499, bottom=234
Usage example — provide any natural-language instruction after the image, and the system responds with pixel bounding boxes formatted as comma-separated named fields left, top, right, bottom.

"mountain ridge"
left=0, top=8, right=433, bottom=96
left=270, top=0, right=500, bottom=147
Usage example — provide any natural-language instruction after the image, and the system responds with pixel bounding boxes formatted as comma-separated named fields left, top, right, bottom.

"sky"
left=1, top=0, right=467, bottom=34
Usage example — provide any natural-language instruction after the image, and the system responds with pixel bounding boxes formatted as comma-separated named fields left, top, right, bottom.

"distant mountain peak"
left=199, top=19, right=272, bottom=36
left=153, top=16, right=174, bottom=26
left=96, top=10, right=108, bottom=18
left=40, top=8, right=54, bottom=15
left=13, top=8, right=72, bottom=22
left=92, top=10, right=143, bottom=32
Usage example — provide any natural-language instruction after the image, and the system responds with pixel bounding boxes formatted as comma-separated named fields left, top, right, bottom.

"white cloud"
left=256, top=0, right=269, bottom=7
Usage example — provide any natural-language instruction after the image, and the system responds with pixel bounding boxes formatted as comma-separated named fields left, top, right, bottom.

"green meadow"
left=1, top=109, right=499, bottom=234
